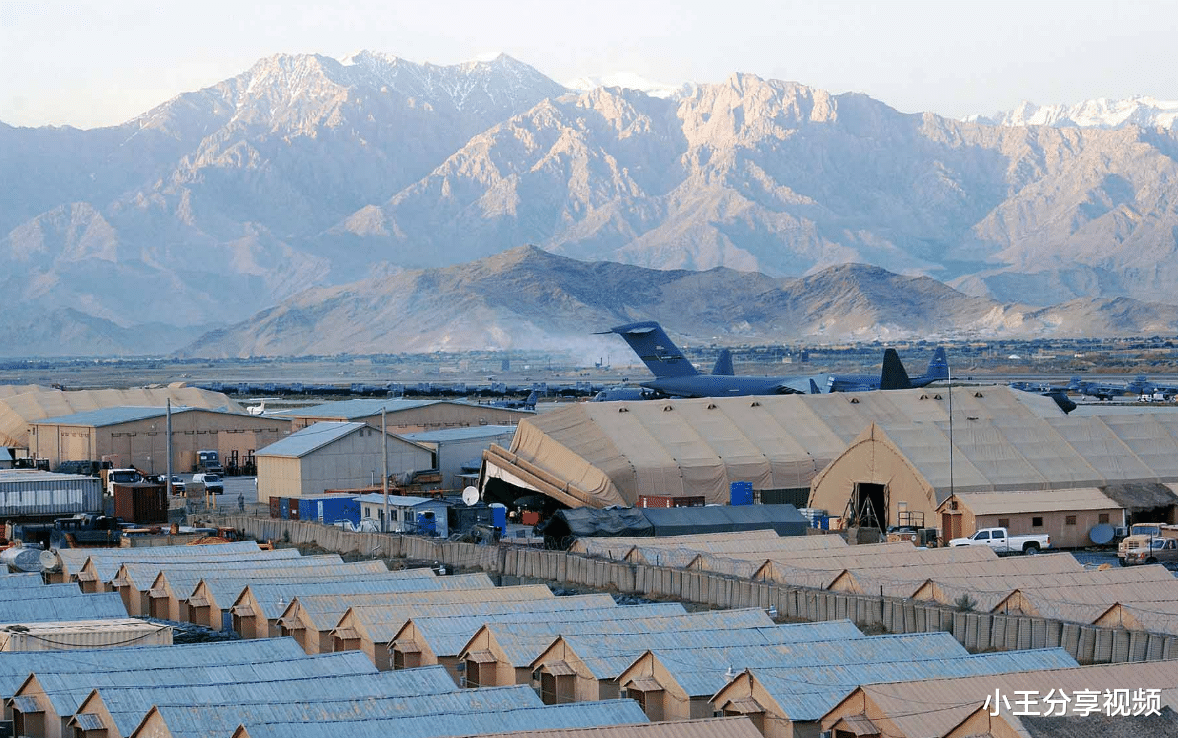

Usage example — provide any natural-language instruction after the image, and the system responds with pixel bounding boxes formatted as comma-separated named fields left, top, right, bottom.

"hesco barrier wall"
left=211, top=515, right=1178, bottom=665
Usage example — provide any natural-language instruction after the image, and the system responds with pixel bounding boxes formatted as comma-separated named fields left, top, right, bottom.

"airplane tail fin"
left=809, top=378, right=822, bottom=394
left=924, top=346, right=949, bottom=381
left=524, top=391, right=538, bottom=410
left=1043, top=388, right=1077, bottom=414
left=603, top=321, right=699, bottom=379
left=711, top=349, right=734, bottom=376
left=880, top=349, right=913, bottom=390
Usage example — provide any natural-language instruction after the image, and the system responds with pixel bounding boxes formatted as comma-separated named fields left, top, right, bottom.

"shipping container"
left=0, top=618, right=172, bottom=651
left=280, top=498, right=291, bottom=519
left=288, top=501, right=300, bottom=520
left=0, top=470, right=103, bottom=518
left=113, top=483, right=168, bottom=524
left=730, top=481, right=754, bottom=506
left=269, top=497, right=282, bottom=519
left=297, top=495, right=360, bottom=526
left=638, top=495, right=706, bottom=509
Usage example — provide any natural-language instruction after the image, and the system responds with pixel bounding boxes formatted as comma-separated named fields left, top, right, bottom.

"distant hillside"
left=179, top=247, right=1178, bottom=358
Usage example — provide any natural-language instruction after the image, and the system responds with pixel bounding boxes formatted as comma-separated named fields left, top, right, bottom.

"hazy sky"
left=3, top=0, right=1176, bottom=129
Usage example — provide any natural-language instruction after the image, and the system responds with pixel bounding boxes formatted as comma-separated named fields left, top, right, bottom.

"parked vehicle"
left=1118, top=523, right=1178, bottom=564
left=1121, top=536, right=1178, bottom=565
left=162, top=475, right=186, bottom=495
left=195, top=450, right=224, bottom=475
left=191, top=473, right=224, bottom=495
left=102, top=468, right=143, bottom=496
left=948, top=527, right=1051, bottom=555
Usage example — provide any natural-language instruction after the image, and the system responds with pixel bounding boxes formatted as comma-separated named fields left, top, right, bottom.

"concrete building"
left=256, top=422, right=433, bottom=503
left=401, top=426, right=516, bottom=490
left=279, top=399, right=533, bottom=433
left=28, top=406, right=289, bottom=474
left=937, top=488, right=1125, bottom=547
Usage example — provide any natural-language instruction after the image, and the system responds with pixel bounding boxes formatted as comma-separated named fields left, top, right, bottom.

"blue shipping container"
left=298, top=495, right=360, bottom=526
left=279, top=497, right=291, bottom=519
left=730, top=481, right=754, bottom=506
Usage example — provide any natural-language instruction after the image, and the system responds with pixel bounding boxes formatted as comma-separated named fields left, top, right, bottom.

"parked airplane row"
left=593, top=321, right=949, bottom=400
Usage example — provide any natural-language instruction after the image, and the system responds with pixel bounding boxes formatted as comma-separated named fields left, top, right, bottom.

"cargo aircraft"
left=601, top=321, right=948, bottom=398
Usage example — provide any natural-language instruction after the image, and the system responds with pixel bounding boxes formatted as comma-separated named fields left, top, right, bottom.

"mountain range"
left=5, top=51, right=1178, bottom=357
left=178, top=246, right=1178, bottom=359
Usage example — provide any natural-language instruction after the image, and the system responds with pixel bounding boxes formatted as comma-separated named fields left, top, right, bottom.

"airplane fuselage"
left=641, top=375, right=802, bottom=398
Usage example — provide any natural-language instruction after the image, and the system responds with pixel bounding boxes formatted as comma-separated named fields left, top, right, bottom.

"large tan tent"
left=481, top=387, right=1062, bottom=508
left=809, top=413, right=1178, bottom=531
left=1, top=387, right=243, bottom=450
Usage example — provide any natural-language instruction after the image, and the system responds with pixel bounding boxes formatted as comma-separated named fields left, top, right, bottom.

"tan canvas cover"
left=493, top=386, right=1056, bottom=508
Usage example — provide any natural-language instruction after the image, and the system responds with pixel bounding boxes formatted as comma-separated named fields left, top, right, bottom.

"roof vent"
left=706, top=403, right=717, bottom=409
left=618, top=407, right=628, bottom=413
left=849, top=397, right=859, bottom=404
left=750, top=401, right=761, bottom=407
left=663, top=405, right=673, bottom=412
left=974, top=391, right=984, bottom=398
left=919, top=394, right=929, bottom=400
left=933, top=394, right=943, bottom=400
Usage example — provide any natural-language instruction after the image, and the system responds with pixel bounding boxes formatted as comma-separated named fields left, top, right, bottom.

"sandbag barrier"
left=214, top=515, right=1178, bottom=665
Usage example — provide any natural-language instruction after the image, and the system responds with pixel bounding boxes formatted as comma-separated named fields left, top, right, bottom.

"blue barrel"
left=489, top=503, right=507, bottom=532
left=730, top=481, right=754, bottom=506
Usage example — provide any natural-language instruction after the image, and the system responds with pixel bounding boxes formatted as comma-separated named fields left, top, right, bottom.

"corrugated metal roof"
left=0, top=573, right=43, bottom=589
left=402, top=425, right=519, bottom=443
left=948, top=487, right=1122, bottom=514
left=292, top=585, right=561, bottom=631
left=0, top=469, right=96, bottom=484
left=284, top=398, right=501, bottom=420
left=107, top=683, right=543, bottom=736
left=355, top=494, right=453, bottom=506
left=235, top=700, right=649, bottom=738
left=0, top=637, right=305, bottom=698
left=58, top=541, right=263, bottom=576
left=171, top=564, right=418, bottom=606
left=29, top=651, right=377, bottom=716
left=481, top=609, right=775, bottom=666
left=0, top=582, right=86, bottom=601
left=113, top=551, right=318, bottom=585
left=558, top=620, right=866, bottom=678
left=469, top=716, right=764, bottom=738
left=403, top=603, right=687, bottom=657
left=68, top=713, right=105, bottom=731
left=346, top=594, right=617, bottom=640
left=0, top=591, right=126, bottom=624
left=246, top=573, right=495, bottom=619
left=35, top=406, right=204, bottom=427
left=855, top=660, right=1178, bottom=738
left=75, top=665, right=459, bottom=725
left=257, top=421, right=427, bottom=458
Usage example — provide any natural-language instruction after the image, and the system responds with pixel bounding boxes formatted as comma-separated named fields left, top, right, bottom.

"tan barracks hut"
left=256, top=421, right=433, bottom=503
left=29, top=406, right=289, bottom=474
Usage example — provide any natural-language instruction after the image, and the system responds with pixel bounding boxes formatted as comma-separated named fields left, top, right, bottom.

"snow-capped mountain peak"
left=565, top=72, right=694, bottom=100
left=969, top=96, right=1178, bottom=129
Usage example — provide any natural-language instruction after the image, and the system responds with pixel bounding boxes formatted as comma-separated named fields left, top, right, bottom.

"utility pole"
left=382, top=407, right=389, bottom=534
left=166, top=400, right=173, bottom=496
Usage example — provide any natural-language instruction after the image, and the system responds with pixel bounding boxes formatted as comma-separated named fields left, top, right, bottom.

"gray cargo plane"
left=601, top=321, right=947, bottom=399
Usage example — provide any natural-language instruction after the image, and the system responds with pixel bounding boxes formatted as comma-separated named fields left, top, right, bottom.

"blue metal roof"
left=234, top=699, right=649, bottom=738
left=0, top=638, right=306, bottom=699
left=356, top=494, right=452, bottom=507
left=286, top=399, right=456, bottom=420
left=247, top=573, right=495, bottom=619
left=70, top=666, right=459, bottom=727
left=0, top=591, right=126, bottom=624
left=30, top=651, right=377, bottom=716
left=0, top=573, right=51, bottom=589
left=748, top=648, right=1080, bottom=721
left=34, top=406, right=238, bottom=427
left=106, top=684, right=542, bottom=736
left=401, top=426, right=519, bottom=443
left=300, top=587, right=584, bottom=632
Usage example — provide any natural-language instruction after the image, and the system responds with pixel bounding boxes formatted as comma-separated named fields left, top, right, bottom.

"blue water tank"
left=489, top=503, right=507, bottom=533
left=730, top=481, right=754, bottom=506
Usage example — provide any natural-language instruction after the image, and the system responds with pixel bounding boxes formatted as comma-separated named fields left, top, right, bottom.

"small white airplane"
left=246, top=399, right=275, bottom=416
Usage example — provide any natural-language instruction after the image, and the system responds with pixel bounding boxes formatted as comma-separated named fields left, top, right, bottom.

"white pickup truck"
left=949, top=527, right=1051, bottom=555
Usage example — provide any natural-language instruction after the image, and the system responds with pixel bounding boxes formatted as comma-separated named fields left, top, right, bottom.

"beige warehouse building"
left=279, top=398, right=533, bottom=433
left=29, top=406, right=290, bottom=474
left=256, top=421, right=434, bottom=503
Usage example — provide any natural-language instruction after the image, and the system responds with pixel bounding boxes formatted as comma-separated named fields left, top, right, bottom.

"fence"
left=212, top=515, right=1178, bottom=665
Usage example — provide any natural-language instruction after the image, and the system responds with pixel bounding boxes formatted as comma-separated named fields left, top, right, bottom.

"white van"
left=191, top=473, right=224, bottom=494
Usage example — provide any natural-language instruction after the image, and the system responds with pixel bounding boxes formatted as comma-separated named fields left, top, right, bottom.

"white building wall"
left=294, top=428, right=433, bottom=498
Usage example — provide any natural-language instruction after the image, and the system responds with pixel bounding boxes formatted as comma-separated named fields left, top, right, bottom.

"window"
left=1099, top=513, right=1110, bottom=524
left=1065, top=515, right=1077, bottom=526
left=1032, top=516, right=1044, bottom=528
left=997, top=518, right=1010, bottom=528
left=976, top=531, right=990, bottom=540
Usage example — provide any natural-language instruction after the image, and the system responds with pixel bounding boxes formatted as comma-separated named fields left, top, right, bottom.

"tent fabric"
left=537, top=508, right=655, bottom=543
left=495, top=387, right=1059, bottom=508
left=1102, top=482, right=1178, bottom=512
left=641, top=505, right=808, bottom=537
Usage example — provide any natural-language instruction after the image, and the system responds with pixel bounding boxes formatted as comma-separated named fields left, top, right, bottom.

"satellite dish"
left=461, top=486, right=480, bottom=506
left=39, top=549, right=61, bottom=573
left=1089, top=524, right=1115, bottom=545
